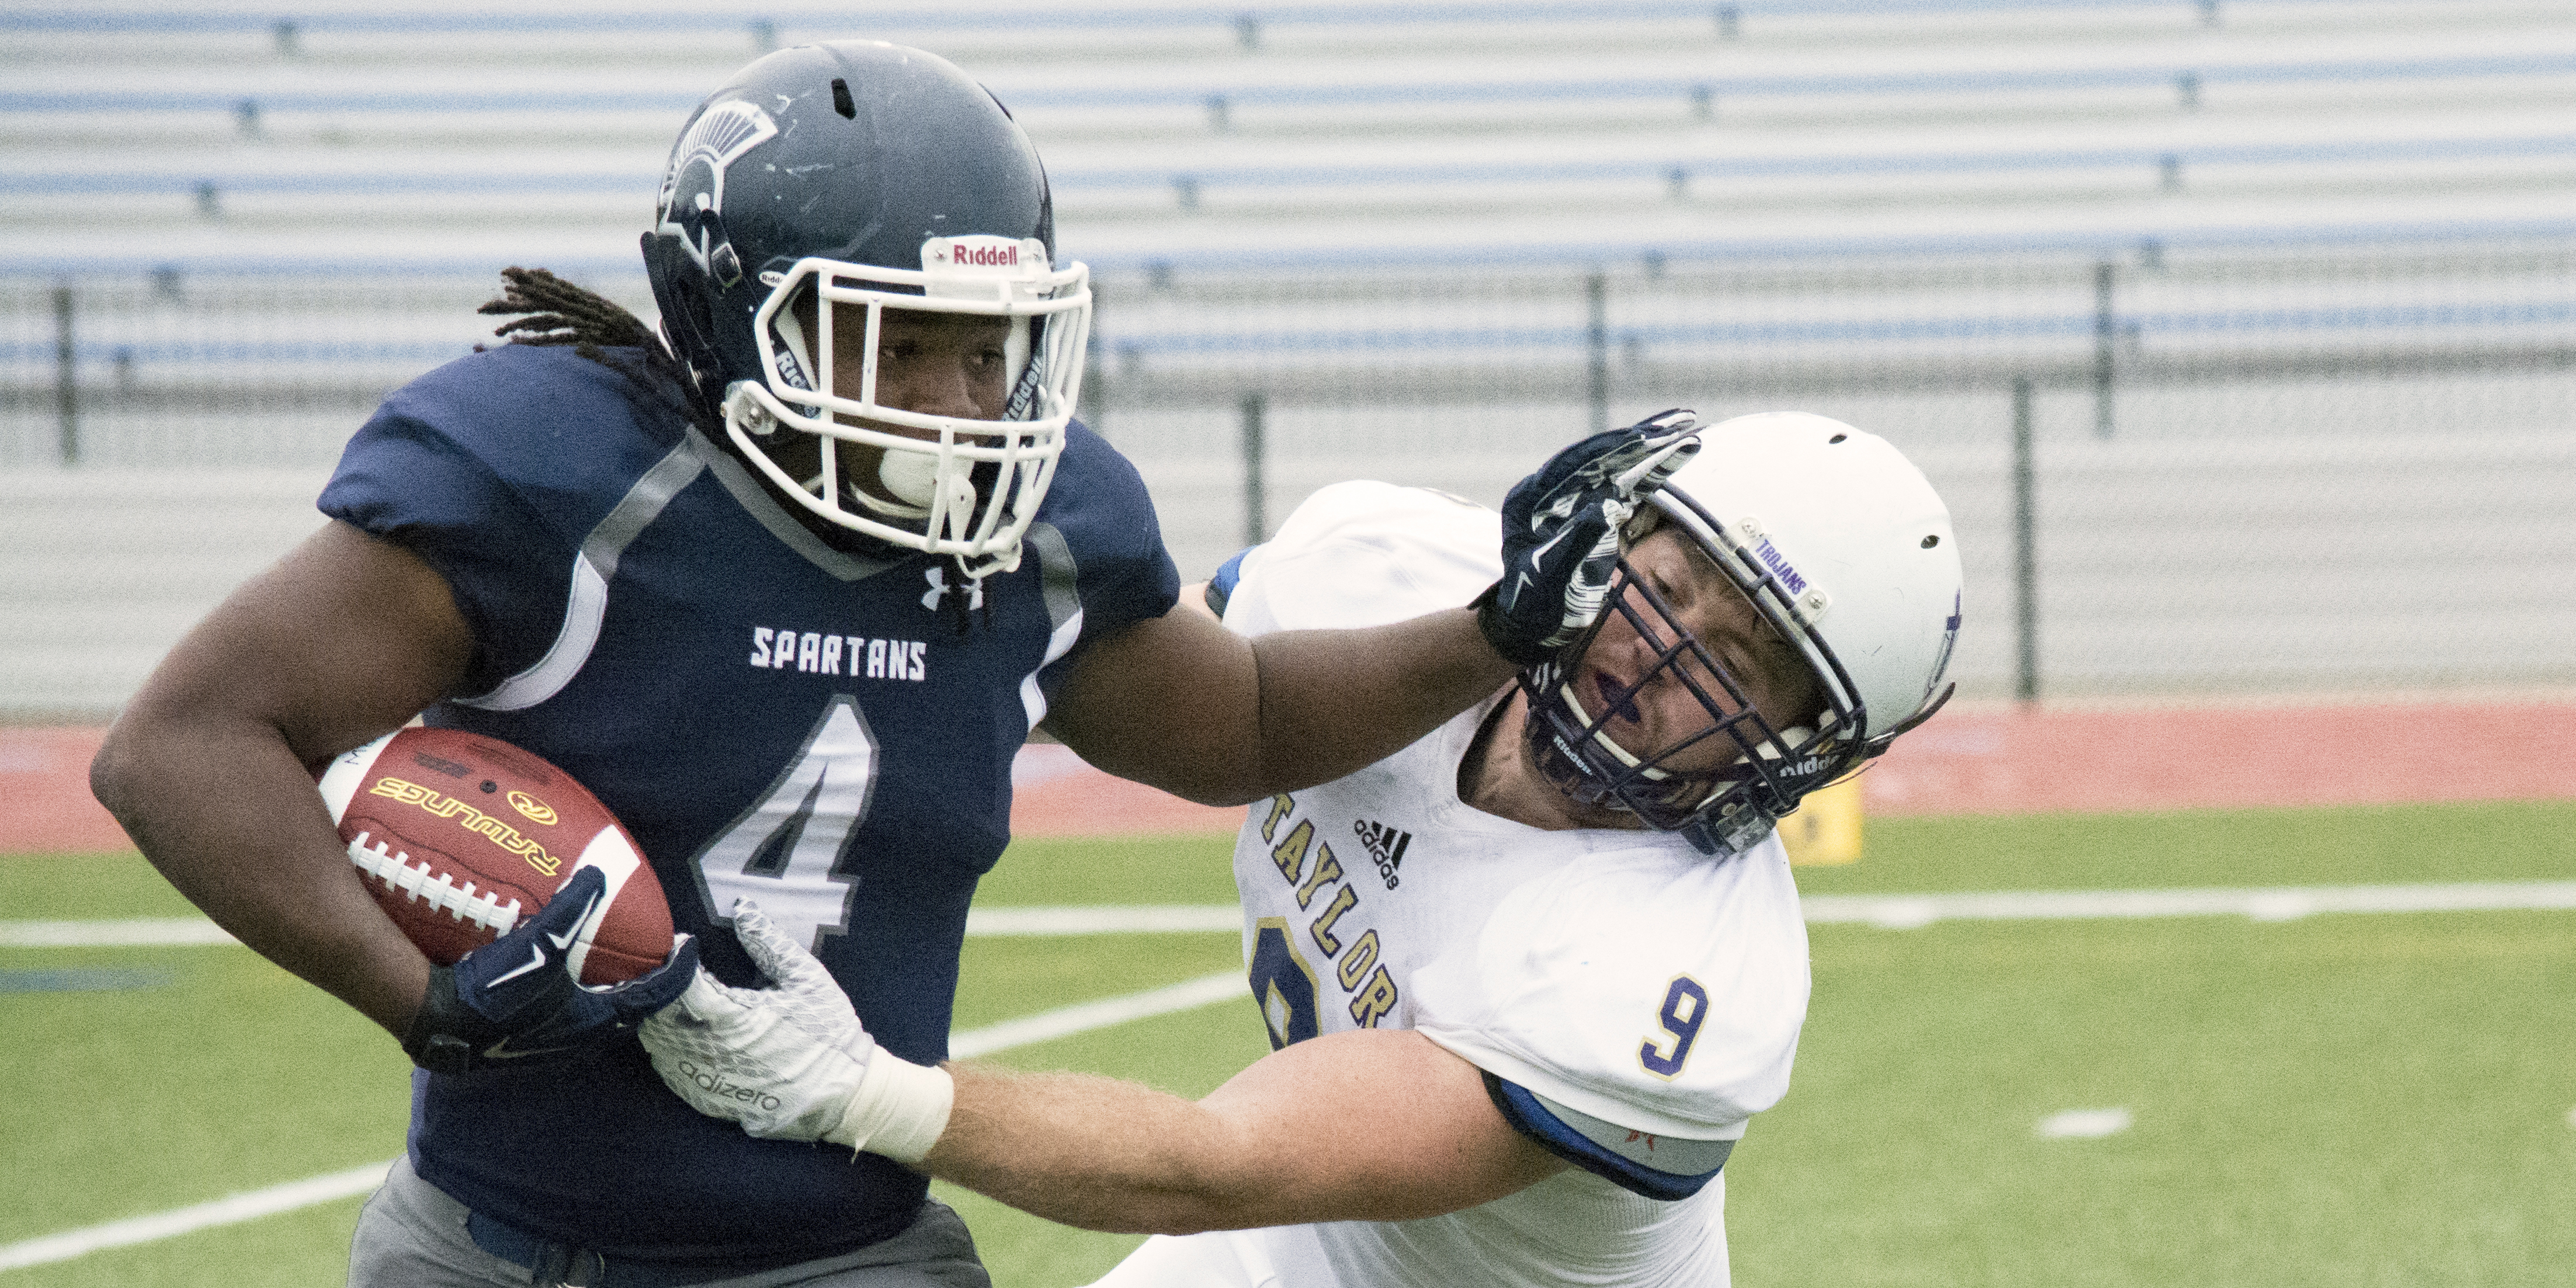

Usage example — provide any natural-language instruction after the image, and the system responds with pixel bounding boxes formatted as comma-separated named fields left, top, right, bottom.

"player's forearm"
left=93, top=704, right=431, bottom=1036
left=1234, top=607, right=1513, bottom=801
left=1047, top=601, right=1512, bottom=807
left=921, top=1064, right=1280, bottom=1235
left=91, top=522, right=469, bottom=1036
left=914, top=1032, right=1547, bottom=1234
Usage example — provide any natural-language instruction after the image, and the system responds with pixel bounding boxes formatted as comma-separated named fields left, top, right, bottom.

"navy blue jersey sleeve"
left=317, top=345, right=684, bottom=698
left=1203, top=544, right=1255, bottom=616
left=1028, top=419, right=1181, bottom=702
left=1483, top=1072, right=1732, bottom=1200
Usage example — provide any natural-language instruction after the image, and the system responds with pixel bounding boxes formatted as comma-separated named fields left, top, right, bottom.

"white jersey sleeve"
left=1217, top=481, right=1501, bottom=637
left=1408, top=834, right=1811, bottom=1193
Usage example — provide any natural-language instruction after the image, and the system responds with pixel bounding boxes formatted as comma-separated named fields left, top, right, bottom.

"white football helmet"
left=1523, top=411, right=1964, bottom=856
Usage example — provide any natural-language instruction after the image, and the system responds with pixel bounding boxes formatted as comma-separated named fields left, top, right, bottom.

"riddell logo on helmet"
left=926, top=237, right=1034, bottom=273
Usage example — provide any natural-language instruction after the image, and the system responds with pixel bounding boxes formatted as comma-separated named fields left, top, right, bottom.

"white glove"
left=641, top=902, right=954, bottom=1162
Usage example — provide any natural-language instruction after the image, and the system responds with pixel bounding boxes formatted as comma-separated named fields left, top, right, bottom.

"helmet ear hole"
left=645, top=238, right=724, bottom=398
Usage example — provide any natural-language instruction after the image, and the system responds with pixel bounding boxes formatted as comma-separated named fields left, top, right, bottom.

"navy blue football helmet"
left=643, top=41, right=1091, bottom=575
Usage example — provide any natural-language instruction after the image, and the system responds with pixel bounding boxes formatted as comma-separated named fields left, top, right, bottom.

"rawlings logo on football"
left=367, top=777, right=565, bottom=876
left=506, top=791, right=558, bottom=827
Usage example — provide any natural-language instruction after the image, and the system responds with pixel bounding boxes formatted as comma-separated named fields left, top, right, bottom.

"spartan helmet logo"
left=654, top=99, right=779, bottom=290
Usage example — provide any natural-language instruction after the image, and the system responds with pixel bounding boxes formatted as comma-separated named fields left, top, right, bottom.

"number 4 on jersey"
left=692, top=696, right=880, bottom=952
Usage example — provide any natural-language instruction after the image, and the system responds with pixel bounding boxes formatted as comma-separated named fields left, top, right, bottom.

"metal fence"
left=6, top=238, right=2571, bottom=703
left=0, top=273, right=659, bottom=470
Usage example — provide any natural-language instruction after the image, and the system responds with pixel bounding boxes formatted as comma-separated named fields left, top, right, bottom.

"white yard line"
left=16, top=881, right=2576, bottom=950
left=11, top=881, right=2576, bottom=1266
left=0, top=971, right=1247, bottom=1272
left=965, top=905, right=1242, bottom=936
left=952, top=971, right=1244, bottom=1058
left=2036, top=1108, right=2134, bottom=1140
left=1799, top=881, right=2576, bottom=929
left=0, top=1160, right=395, bottom=1272
left=4, top=907, right=1247, bottom=949
left=1, top=918, right=243, bottom=948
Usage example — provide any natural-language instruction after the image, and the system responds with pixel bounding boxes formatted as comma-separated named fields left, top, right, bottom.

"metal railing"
left=6, top=237, right=2571, bottom=700
left=0, top=0, right=2261, bottom=41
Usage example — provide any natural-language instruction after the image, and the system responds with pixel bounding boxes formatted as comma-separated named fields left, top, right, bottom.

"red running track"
left=8, top=699, right=2575, bottom=853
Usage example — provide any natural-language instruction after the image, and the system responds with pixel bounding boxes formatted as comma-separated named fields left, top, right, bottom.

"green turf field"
left=5, top=801, right=2573, bottom=1285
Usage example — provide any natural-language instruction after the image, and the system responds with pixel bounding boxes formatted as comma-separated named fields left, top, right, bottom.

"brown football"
left=316, top=727, right=672, bottom=985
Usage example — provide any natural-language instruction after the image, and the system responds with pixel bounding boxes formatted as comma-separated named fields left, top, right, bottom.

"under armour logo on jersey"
left=922, top=565, right=985, bottom=612
left=1352, top=820, right=1412, bottom=890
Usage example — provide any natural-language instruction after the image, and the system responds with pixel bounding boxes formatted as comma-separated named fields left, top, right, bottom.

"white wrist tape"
left=824, top=1054, right=954, bottom=1165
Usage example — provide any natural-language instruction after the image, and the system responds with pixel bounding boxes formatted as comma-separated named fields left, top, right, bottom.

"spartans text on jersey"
left=748, top=627, right=928, bottom=681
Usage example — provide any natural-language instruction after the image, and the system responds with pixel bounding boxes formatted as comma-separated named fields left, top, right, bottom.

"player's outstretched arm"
left=1042, top=602, right=1511, bottom=808
left=90, top=520, right=471, bottom=1036
left=1042, top=415, right=1699, bottom=807
left=926, top=1027, right=1565, bottom=1234
left=645, top=905, right=1563, bottom=1233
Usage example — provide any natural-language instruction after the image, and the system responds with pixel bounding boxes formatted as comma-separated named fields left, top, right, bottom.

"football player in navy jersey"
left=641, top=412, right=1968, bottom=1288
left=89, top=40, right=1692, bottom=1288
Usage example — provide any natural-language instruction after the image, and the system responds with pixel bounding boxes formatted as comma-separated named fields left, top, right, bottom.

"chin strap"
left=1863, top=682, right=1954, bottom=758
left=935, top=556, right=997, bottom=640
left=722, top=380, right=768, bottom=428
left=836, top=475, right=931, bottom=522
left=1003, top=347, right=1047, bottom=422
left=721, top=379, right=1032, bottom=585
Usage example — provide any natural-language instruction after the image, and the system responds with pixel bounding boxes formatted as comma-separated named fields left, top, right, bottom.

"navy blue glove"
left=402, top=866, right=699, bottom=1075
left=1475, top=409, right=1703, bottom=666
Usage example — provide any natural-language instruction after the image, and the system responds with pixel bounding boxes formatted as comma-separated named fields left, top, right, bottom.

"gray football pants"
left=349, top=1155, right=992, bottom=1288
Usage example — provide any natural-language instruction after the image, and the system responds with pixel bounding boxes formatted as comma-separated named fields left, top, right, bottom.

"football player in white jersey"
left=642, top=409, right=1964, bottom=1287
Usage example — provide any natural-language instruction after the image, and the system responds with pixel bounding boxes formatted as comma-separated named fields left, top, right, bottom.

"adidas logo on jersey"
left=1352, top=820, right=1411, bottom=890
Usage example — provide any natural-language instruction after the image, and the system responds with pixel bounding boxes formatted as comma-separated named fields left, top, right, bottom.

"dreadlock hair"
left=477, top=267, right=707, bottom=423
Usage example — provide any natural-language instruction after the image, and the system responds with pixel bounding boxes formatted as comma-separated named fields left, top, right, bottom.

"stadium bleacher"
left=2, top=0, right=2572, bottom=714
left=6, top=1, right=2574, bottom=268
